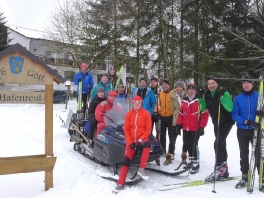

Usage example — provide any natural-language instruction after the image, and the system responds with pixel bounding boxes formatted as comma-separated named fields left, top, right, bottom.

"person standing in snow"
left=132, top=77, right=156, bottom=116
left=231, top=74, right=263, bottom=189
left=202, top=76, right=234, bottom=182
left=175, top=83, right=209, bottom=173
left=90, top=73, right=114, bottom=99
left=170, top=80, right=187, bottom=164
left=113, top=95, right=152, bottom=193
left=108, top=66, right=123, bottom=89
left=154, top=79, right=174, bottom=165
left=73, top=63, right=94, bottom=113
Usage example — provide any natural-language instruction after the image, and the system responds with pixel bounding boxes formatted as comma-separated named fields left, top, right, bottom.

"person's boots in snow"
left=163, top=153, right=174, bottom=166
left=235, top=174, right=248, bottom=189
left=137, top=168, right=149, bottom=180
left=205, top=165, right=224, bottom=183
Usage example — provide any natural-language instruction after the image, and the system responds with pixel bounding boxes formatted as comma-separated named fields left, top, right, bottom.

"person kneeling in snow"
left=113, top=95, right=152, bottom=193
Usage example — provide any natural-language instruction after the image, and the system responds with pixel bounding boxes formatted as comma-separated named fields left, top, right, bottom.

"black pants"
left=237, top=128, right=264, bottom=177
left=183, top=131, right=200, bottom=160
left=214, top=123, right=233, bottom=166
left=160, top=116, right=177, bottom=154
left=77, top=93, right=88, bottom=114
left=87, top=118, right=97, bottom=139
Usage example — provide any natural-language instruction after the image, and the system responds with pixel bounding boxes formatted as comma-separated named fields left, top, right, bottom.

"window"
left=45, top=51, right=52, bottom=57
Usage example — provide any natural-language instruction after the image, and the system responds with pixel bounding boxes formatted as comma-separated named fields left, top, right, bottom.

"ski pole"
left=212, top=101, right=221, bottom=193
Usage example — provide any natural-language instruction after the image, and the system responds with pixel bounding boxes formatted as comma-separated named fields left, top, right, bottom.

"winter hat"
left=117, top=84, right=124, bottom=88
left=110, top=66, right=116, bottom=71
left=139, top=77, right=147, bottom=83
left=108, top=91, right=118, bottom=97
left=186, top=83, right=197, bottom=91
left=174, top=81, right=186, bottom=89
left=160, top=79, right=170, bottom=86
left=132, top=95, right=143, bottom=101
left=102, top=73, right=108, bottom=77
left=206, top=75, right=220, bottom=84
left=150, top=76, right=158, bottom=82
left=241, top=74, right=254, bottom=84
left=97, top=87, right=105, bottom=94
left=80, top=63, right=88, bottom=69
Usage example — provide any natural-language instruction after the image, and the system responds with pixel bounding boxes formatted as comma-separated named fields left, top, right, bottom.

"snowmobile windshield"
left=104, top=98, right=130, bottom=131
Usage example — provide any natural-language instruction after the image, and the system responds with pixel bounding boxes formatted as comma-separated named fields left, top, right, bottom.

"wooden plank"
left=0, top=156, right=56, bottom=175
left=45, top=85, right=53, bottom=156
left=0, top=55, right=53, bottom=85
left=45, top=170, right=53, bottom=190
left=0, top=91, right=45, bottom=104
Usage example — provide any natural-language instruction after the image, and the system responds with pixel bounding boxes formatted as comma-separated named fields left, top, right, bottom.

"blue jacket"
left=90, top=81, right=115, bottom=99
left=132, top=87, right=156, bottom=115
left=232, top=91, right=258, bottom=129
left=73, top=71, right=94, bottom=94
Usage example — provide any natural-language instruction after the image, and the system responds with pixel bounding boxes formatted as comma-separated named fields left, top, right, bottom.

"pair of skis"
left=247, top=70, right=264, bottom=193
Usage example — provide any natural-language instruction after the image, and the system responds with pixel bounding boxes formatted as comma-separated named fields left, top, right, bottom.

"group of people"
left=73, top=63, right=264, bottom=193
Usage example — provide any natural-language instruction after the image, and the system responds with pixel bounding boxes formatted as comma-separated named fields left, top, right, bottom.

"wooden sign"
left=0, top=91, right=45, bottom=104
left=0, top=55, right=53, bottom=85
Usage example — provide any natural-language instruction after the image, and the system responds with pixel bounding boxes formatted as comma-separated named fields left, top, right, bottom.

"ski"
left=77, top=79, right=82, bottom=112
left=258, top=70, right=264, bottom=192
left=99, top=175, right=143, bottom=185
left=145, top=165, right=190, bottom=176
left=115, top=65, right=124, bottom=89
left=247, top=70, right=264, bottom=193
left=158, top=176, right=240, bottom=191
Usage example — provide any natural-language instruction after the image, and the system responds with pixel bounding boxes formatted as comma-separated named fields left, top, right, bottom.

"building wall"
left=8, top=29, right=31, bottom=50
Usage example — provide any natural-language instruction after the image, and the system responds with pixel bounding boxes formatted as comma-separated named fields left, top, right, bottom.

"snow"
left=0, top=101, right=263, bottom=198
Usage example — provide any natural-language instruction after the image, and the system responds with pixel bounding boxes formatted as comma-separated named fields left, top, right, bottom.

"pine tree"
left=0, top=11, right=10, bottom=51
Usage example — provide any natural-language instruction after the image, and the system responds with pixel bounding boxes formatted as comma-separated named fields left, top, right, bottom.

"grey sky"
left=0, top=0, right=64, bottom=38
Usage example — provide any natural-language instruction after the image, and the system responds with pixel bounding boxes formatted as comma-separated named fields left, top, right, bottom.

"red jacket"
left=95, top=98, right=113, bottom=135
left=124, top=107, right=152, bottom=146
left=176, top=97, right=208, bottom=131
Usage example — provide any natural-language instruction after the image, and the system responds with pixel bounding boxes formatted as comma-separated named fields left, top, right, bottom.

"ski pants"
left=87, top=118, right=97, bottom=139
left=183, top=131, right=200, bottom=160
left=214, top=123, right=233, bottom=166
left=160, top=116, right=177, bottom=154
left=237, top=128, right=264, bottom=177
left=117, top=140, right=151, bottom=186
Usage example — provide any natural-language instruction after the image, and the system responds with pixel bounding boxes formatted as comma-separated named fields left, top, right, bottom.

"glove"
left=130, top=143, right=136, bottom=150
left=152, top=112, right=160, bottom=122
left=175, top=125, right=182, bottom=136
left=246, top=120, right=261, bottom=129
left=197, top=127, right=204, bottom=136
left=256, top=110, right=264, bottom=118
left=78, top=78, right=82, bottom=82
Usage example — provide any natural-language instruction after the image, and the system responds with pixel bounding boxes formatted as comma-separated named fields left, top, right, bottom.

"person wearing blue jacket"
left=91, top=73, right=115, bottom=99
left=132, top=77, right=156, bottom=116
left=232, top=74, right=262, bottom=189
left=73, top=63, right=94, bottom=113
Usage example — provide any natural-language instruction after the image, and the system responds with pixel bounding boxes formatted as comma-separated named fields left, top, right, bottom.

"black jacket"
left=88, top=96, right=107, bottom=118
left=204, top=88, right=234, bottom=127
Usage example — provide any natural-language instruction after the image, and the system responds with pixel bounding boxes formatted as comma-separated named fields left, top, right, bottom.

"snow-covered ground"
left=0, top=100, right=263, bottom=198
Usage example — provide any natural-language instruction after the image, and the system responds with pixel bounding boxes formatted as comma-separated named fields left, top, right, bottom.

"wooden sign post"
left=0, top=43, right=65, bottom=191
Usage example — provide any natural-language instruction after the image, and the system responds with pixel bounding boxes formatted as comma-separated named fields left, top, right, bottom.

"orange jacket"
left=155, top=90, right=173, bottom=117
left=124, top=107, right=152, bottom=146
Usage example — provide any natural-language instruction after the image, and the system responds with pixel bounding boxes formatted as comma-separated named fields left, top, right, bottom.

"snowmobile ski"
left=145, top=165, right=190, bottom=176
left=99, top=175, right=143, bottom=185
left=158, top=176, right=240, bottom=191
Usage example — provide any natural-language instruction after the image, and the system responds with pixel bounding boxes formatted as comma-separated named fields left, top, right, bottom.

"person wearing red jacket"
left=175, top=83, right=209, bottom=174
left=95, top=91, right=117, bottom=136
left=112, top=95, right=152, bottom=194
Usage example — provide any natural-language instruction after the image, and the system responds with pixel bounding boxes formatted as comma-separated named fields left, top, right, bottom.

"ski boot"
left=163, top=153, right=173, bottom=166
left=112, top=184, right=124, bottom=194
left=87, top=138, right=94, bottom=148
left=190, top=160, right=200, bottom=174
left=137, top=168, right=149, bottom=180
left=221, top=161, right=229, bottom=178
left=235, top=174, right=248, bottom=189
left=204, top=165, right=223, bottom=183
